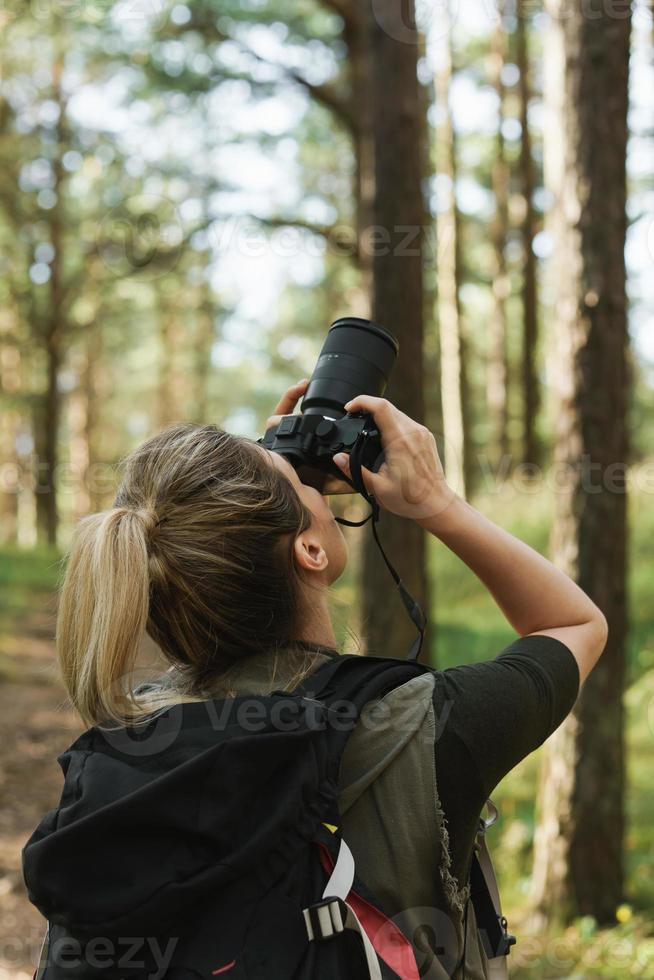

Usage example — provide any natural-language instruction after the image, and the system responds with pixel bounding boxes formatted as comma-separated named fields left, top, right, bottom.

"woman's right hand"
left=332, top=395, right=456, bottom=521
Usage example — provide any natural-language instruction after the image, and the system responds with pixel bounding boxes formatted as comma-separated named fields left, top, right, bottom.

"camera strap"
left=334, top=434, right=426, bottom=663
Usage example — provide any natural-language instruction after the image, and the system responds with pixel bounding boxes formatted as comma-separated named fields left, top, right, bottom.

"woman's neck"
left=296, top=593, right=337, bottom=651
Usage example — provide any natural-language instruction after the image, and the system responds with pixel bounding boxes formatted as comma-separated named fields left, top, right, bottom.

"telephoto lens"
left=300, top=317, right=399, bottom=417
left=259, top=316, right=398, bottom=495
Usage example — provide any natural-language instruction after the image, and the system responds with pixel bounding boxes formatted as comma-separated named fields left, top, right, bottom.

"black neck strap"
left=335, top=433, right=426, bottom=663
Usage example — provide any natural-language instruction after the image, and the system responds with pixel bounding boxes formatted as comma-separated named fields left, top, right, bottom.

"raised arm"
left=416, top=494, right=607, bottom=686
left=333, top=396, right=608, bottom=687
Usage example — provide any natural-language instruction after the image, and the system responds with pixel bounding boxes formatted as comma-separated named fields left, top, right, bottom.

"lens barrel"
left=300, top=317, right=399, bottom=417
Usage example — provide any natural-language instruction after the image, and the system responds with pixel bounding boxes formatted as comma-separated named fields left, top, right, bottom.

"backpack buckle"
left=495, top=916, right=517, bottom=957
left=302, top=896, right=347, bottom=941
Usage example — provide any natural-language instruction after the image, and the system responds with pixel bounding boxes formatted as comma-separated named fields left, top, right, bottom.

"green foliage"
left=429, top=477, right=553, bottom=667
left=0, top=3, right=650, bottom=974
left=2, top=470, right=653, bottom=975
left=0, top=545, right=62, bottom=679
left=508, top=914, right=654, bottom=979
left=0, top=544, right=61, bottom=594
left=428, top=474, right=654, bottom=974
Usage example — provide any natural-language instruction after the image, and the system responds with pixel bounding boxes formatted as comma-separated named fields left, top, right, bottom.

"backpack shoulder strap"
left=298, top=656, right=518, bottom=979
left=287, top=652, right=434, bottom=761
left=468, top=801, right=516, bottom=978
left=293, top=651, right=432, bottom=703
left=287, top=654, right=431, bottom=980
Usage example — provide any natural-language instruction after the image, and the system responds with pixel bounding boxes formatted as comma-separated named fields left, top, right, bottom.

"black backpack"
left=27, top=652, right=513, bottom=980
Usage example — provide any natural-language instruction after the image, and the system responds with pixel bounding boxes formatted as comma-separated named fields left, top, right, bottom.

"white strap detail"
left=317, top=904, right=335, bottom=938
left=34, top=924, right=49, bottom=980
left=321, top=834, right=355, bottom=900
left=329, top=901, right=344, bottom=933
left=313, top=836, right=384, bottom=980
left=302, top=908, right=315, bottom=942
left=482, top=798, right=499, bottom=831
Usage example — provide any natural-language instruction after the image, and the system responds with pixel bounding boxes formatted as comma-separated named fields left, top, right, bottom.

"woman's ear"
left=293, top=531, right=329, bottom=575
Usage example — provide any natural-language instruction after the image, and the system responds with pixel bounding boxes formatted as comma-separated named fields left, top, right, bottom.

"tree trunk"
left=157, top=286, right=191, bottom=427
left=193, top=278, right=216, bottom=423
left=346, top=6, right=374, bottom=318
left=487, top=2, right=510, bottom=469
left=360, top=0, right=430, bottom=662
left=67, top=321, right=103, bottom=523
left=0, top=312, right=21, bottom=544
left=34, top=323, right=61, bottom=547
left=418, top=32, right=444, bottom=464
left=530, top=0, right=631, bottom=926
left=35, top=58, right=66, bottom=548
left=517, top=0, right=540, bottom=468
left=0, top=409, right=20, bottom=545
left=68, top=353, right=91, bottom=524
left=84, top=321, right=105, bottom=513
left=435, top=1, right=469, bottom=499
left=157, top=305, right=176, bottom=430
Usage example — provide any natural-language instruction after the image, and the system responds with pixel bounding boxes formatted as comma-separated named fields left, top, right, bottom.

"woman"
left=22, top=381, right=608, bottom=980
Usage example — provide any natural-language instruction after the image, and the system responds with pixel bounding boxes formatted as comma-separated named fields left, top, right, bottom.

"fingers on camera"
left=334, top=453, right=351, bottom=476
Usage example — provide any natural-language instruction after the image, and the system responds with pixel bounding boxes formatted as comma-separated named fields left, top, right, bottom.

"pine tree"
left=530, top=0, right=631, bottom=925
left=516, top=0, right=540, bottom=468
left=435, top=0, right=470, bottom=500
left=360, top=0, right=430, bottom=660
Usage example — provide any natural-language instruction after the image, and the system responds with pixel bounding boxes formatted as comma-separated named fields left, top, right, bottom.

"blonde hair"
left=56, top=423, right=323, bottom=728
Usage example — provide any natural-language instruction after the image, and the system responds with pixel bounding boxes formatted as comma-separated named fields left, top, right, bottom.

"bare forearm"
left=417, top=494, right=603, bottom=636
left=333, top=394, right=606, bottom=682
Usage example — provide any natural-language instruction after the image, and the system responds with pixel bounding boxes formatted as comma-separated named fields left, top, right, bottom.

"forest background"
left=0, top=0, right=653, bottom=977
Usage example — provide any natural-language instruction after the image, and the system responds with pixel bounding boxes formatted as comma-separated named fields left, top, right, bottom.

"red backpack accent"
left=317, top=843, right=420, bottom=980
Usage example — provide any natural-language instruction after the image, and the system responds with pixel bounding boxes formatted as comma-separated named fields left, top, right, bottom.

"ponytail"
left=56, top=507, right=154, bottom=727
left=56, top=423, right=319, bottom=728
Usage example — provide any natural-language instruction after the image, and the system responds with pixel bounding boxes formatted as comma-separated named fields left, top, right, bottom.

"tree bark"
left=435, top=1, right=469, bottom=499
left=0, top=410, right=20, bottom=545
left=34, top=56, right=66, bottom=548
left=517, top=0, right=540, bottom=468
left=487, top=2, right=510, bottom=469
left=345, top=6, right=374, bottom=317
left=68, top=353, right=91, bottom=524
left=34, top=321, right=61, bottom=547
left=84, top=321, right=105, bottom=514
left=0, top=310, right=21, bottom=544
left=417, top=32, right=443, bottom=460
left=193, top=277, right=216, bottom=423
left=360, top=0, right=430, bottom=662
left=157, top=303, right=176, bottom=430
left=530, top=0, right=631, bottom=926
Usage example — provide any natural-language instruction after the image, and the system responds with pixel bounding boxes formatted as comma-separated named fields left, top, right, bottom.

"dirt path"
left=0, top=597, right=83, bottom=980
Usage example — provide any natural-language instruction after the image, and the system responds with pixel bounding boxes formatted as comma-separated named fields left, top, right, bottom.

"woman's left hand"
left=265, top=379, right=309, bottom=431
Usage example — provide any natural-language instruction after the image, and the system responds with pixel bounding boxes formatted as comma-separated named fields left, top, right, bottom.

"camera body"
left=259, top=316, right=398, bottom=494
left=260, top=409, right=384, bottom=494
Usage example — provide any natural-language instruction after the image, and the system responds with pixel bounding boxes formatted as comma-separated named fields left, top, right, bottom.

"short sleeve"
left=435, top=634, right=580, bottom=799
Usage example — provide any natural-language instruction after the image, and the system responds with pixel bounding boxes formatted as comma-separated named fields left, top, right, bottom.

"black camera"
left=261, top=315, right=426, bottom=661
left=260, top=316, right=398, bottom=494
